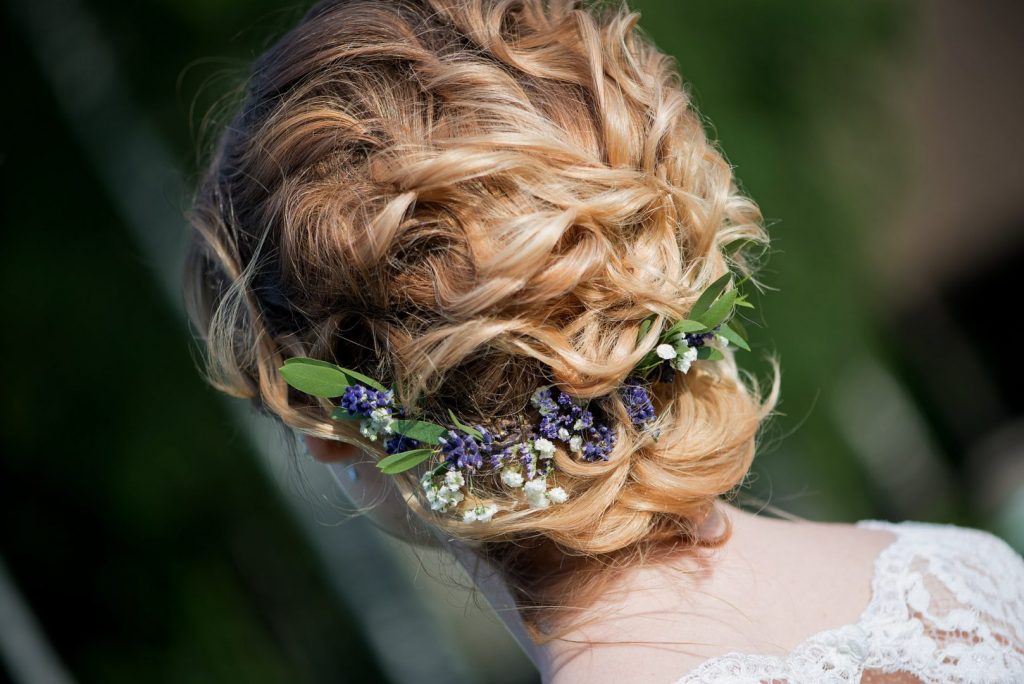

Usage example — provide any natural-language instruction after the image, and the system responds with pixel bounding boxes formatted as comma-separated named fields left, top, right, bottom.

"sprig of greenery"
left=633, top=271, right=754, bottom=380
left=277, top=357, right=483, bottom=474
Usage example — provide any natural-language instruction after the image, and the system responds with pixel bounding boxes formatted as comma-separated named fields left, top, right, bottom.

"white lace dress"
left=672, top=519, right=1024, bottom=684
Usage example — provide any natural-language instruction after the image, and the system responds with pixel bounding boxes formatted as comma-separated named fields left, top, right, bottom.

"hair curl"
left=183, top=0, right=782, bottom=642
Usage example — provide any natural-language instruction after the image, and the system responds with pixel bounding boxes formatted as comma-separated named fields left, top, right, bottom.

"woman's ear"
left=304, top=435, right=362, bottom=463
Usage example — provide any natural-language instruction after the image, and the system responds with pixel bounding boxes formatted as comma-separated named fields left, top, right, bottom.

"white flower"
left=420, top=470, right=467, bottom=512
left=463, top=503, right=498, bottom=523
left=569, top=435, right=583, bottom=453
left=557, top=427, right=570, bottom=441
left=524, top=478, right=550, bottom=509
left=672, top=345, right=699, bottom=374
left=547, top=487, right=569, bottom=504
left=501, top=468, right=525, bottom=488
left=444, top=469, right=465, bottom=489
left=716, top=334, right=730, bottom=348
left=532, top=437, right=556, bottom=458
left=430, top=484, right=464, bottom=512
left=359, top=407, right=394, bottom=440
left=369, top=407, right=393, bottom=432
left=572, top=418, right=585, bottom=430
left=656, top=343, right=678, bottom=360
left=359, top=419, right=379, bottom=441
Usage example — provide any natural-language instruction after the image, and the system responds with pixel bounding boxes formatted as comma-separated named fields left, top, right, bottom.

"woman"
left=182, top=0, right=1024, bottom=681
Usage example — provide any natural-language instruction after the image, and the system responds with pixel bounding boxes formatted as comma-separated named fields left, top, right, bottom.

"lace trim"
left=670, top=520, right=1024, bottom=684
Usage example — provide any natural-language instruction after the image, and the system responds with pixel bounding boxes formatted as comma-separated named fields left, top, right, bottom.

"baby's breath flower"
left=501, top=468, right=525, bottom=488
left=672, top=345, right=699, bottom=374
left=532, top=437, right=556, bottom=458
left=444, top=470, right=465, bottom=489
left=523, top=478, right=549, bottom=509
left=463, top=503, right=498, bottom=523
left=420, top=469, right=467, bottom=512
left=547, top=487, right=569, bottom=504
left=569, top=435, right=583, bottom=453
left=717, top=334, right=730, bottom=348
left=656, top=343, right=677, bottom=360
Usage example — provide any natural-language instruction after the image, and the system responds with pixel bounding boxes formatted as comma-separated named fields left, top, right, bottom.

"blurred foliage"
left=635, top=0, right=921, bottom=521
left=1, top=6, right=385, bottom=683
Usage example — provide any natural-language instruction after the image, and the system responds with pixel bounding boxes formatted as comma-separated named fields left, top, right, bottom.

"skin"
left=305, top=436, right=899, bottom=683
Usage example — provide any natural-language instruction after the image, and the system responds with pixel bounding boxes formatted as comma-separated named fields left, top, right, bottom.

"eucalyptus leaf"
left=719, top=323, right=751, bottom=351
left=283, top=357, right=341, bottom=369
left=637, top=315, right=655, bottom=344
left=338, top=367, right=388, bottom=393
left=723, top=238, right=757, bottom=254
left=447, top=409, right=483, bottom=439
left=728, top=317, right=749, bottom=340
left=279, top=358, right=351, bottom=397
left=697, top=289, right=737, bottom=328
left=376, top=448, right=435, bottom=474
left=664, top=317, right=708, bottom=338
left=689, top=273, right=732, bottom=321
left=392, top=419, right=446, bottom=445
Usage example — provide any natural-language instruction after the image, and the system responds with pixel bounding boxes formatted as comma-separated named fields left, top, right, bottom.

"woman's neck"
left=431, top=499, right=739, bottom=680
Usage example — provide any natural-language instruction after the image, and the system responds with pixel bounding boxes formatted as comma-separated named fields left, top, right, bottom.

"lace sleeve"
left=672, top=520, right=1024, bottom=684
left=855, top=520, right=1024, bottom=683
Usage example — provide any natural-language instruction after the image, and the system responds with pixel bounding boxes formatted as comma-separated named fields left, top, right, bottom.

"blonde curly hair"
left=183, top=0, right=781, bottom=642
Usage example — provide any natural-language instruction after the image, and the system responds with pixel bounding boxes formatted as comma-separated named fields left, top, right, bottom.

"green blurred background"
left=3, top=0, right=1023, bottom=682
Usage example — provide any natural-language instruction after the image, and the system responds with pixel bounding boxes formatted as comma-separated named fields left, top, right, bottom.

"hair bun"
left=183, top=0, right=781, bottom=640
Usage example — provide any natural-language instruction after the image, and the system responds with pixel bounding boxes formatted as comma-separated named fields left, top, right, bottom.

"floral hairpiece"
left=278, top=271, right=752, bottom=523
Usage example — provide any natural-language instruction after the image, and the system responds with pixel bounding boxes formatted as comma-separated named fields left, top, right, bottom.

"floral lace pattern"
left=671, top=520, right=1024, bottom=684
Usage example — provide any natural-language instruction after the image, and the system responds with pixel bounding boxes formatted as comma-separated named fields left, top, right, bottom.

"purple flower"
left=581, top=424, right=616, bottom=462
left=620, top=376, right=656, bottom=427
left=438, top=426, right=494, bottom=472
left=530, top=387, right=559, bottom=415
left=683, top=324, right=722, bottom=349
left=339, top=384, right=395, bottom=417
left=383, top=433, right=421, bottom=455
left=527, top=384, right=618, bottom=462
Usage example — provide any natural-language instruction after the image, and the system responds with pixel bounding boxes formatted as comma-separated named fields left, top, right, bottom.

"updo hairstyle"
left=183, top=0, right=782, bottom=641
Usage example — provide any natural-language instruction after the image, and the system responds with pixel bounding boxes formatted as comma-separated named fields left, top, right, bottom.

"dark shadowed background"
left=2, top=0, right=1022, bottom=682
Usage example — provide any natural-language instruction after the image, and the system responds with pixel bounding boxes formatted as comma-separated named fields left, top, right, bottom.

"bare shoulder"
left=542, top=504, right=898, bottom=684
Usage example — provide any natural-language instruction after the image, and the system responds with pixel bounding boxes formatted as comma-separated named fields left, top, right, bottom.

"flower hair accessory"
left=278, top=271, right=753, bottom=523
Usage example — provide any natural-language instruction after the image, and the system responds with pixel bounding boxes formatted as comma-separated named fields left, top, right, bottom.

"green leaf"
left=696, top=346, right=724, bottom=361
left=392, top=419, right=447, bottom=445
left=664, top=317, right=709, bottom=338
left=330, top=407, right=362, bottom=421
left=279, top=358, right=351, bottom=397
left=376, top=448, right=435, bottom=474
left=723, top=238, right=759, bottom=254
left=636, top=348, right=660, bottom=368
left=733, top=291, right=755, bottom=309
left=282, top=357, right=388, bottom=393
left=719, top=322, right=750, bottom=351
left=697, top=289, right=737, bottom=328
left=448, top=409, right=483, bottom=439
left=689, top=273, right=732, bottom=321
left=728, top=317, right=749, bottom=340
left=338, top=368, right=387, bottom=393
left=637, top=315, right=655, bottom=344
